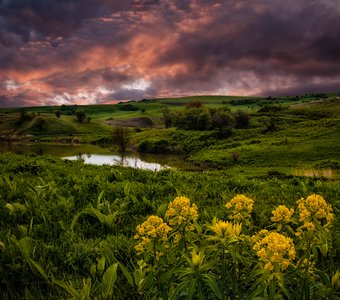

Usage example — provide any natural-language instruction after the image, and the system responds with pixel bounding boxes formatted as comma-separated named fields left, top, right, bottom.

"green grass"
left=0, top=152, right=339, bottom=298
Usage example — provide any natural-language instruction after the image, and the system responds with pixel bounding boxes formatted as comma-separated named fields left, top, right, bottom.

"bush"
left=174, top=107, right=212, bottom=131
left=258, top=105, right=284, bottom=113
left=185, top=100, right=203, bottom=108
left=138, top=139, right=171, bottom=154
left=234, top=110, right=250, bottom=128
left=119, top=104, right=139, bottom=111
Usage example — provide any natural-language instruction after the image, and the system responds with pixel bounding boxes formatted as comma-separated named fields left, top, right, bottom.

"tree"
left=210, top=108, right=234, bottom=138
left=33, top=116, right=48, bottom=131
left=161, top=107, right=173, bottom=128
left=75, top=110, right=86, bottom=123
left=112, top=127, right=131, bottom=152
left=55, top=110, right=61, bottom=119
left=174, top=107, right=212, bottom=131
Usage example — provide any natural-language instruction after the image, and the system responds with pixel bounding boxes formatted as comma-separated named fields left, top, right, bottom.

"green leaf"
left=90, top=263, right=97, bottom=277
left=52, top=277, right=80, bottom=298
left=119, top=262, right=134, bottom=286
left=157, top=203, right=168, bottom=217
left=202, top=274, right=223, bottom=300
left=124, top=182, right=131, bottom=196
left=12, top=236, right=34, bottom=258
left=187, top=278, right=197, bottom=299
left=97, top=190, right=105, bottom=207
left=5, top=203, right=15, bottom=214
left=70, top=211, right=83, bottom=232
left=28, top=258, right=50, bottom=284
left=97, top=257, right=106, bottom=275
left=102, top=263, right=118, bottom=299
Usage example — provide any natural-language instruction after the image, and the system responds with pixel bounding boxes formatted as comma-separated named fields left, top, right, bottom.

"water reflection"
left=63, top=153, right=170, bottom=171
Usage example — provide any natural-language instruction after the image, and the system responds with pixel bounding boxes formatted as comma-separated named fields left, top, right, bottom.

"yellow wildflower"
left=271, top=205, right=294, bottom=223
left=208, top=219, right=242, bottom=239
left=165, top=196, right=198, bottom=228
left=252, top=231, right=295, bottom=272
left=191, top=249, right=204, bottom=268
left=134, top=215, right=172, bottom=257
left=297, top=194, right=333, bottom=227
left=225, top=194, right=254, bottom=221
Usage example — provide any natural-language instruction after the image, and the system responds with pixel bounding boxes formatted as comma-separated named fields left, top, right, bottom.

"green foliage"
left=235, top=110, right=250, bottom=128
left=185, top=100, right=204, bottom=108
left=112, top=126, right=131, bottom=152
left=14, top=108, right=32, bottom=126
left=0, top=152, right=338, bottom=298
left=174, top=107, right=212, bottom=131
left=119, top=103, right=139, bottom=111
left=55, top=110, right=61, bottom=118
left=31, top=116, right=48, bottom=131
left=76, top=110, right=86, bottom=123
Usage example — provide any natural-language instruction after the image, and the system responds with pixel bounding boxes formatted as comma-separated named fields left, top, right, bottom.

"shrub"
left=119, top=104, right=139, bottom=111
left=234, top=110, right=250, bottom=128
left=138, top=139, right=170, bottom=154
left=112, top=126, right=131, bottom=152
left=174, top=107, right=212, bottom=131
left=185, top=100, right=203, bottom=108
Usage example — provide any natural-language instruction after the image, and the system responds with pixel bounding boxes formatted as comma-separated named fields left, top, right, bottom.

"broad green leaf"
left=28, top=258, right=50, bottom=284
left=97, top=257, right=106, bottom=274
left=124, top=182, right=131, bottom=196
left=102, top=263, right=118, bottom=299
left=119, top=262, right=134, bottom=287
left=97, top=190, right=105, bottom=207
left=157, top=203, right=168, bottom=217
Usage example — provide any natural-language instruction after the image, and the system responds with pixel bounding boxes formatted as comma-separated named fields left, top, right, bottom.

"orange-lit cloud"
left=0, top=0, right=340, bottom=107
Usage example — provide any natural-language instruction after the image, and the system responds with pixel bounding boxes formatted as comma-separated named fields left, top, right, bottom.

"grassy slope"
left=0, top=93, right=339, bottom=176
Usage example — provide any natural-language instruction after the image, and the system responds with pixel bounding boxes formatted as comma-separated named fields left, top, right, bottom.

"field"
left=0, top=93, right=340, bottom=299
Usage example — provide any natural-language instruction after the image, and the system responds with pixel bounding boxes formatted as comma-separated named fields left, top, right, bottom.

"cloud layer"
left=1, top=0, right=340, bottom=107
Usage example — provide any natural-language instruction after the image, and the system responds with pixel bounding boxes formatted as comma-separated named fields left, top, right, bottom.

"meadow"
left=0, top=93, right=339, bottom=299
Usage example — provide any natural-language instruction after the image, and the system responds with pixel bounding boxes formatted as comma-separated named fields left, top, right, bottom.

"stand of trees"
left=161, top=102, right=250, bottom=134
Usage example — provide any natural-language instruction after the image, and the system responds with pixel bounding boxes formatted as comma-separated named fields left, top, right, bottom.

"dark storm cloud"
left=0, top=0, right=131, bottom=45
left=0, top=0, right=339, bottom=107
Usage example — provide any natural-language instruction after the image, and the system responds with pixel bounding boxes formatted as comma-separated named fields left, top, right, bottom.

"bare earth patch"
left=106, top=117, right=155, bottom=128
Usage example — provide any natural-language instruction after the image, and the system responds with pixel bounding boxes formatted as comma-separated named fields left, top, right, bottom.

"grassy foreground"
left=0, top=152, right=339, bottom=299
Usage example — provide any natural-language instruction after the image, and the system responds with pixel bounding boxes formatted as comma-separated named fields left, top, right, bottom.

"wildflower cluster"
left=271, top=205, right=294, bottom=223
left=165, top=196, right=198, bottom=229
left=225, top=194, right=254, bottom=221
left=252, top=230, right=296, bottom=273
left=134, top=215, right=172, bottom=257
left=208, top=219, right=242, bottom=243
left=297, top=194, right=334, bottom=227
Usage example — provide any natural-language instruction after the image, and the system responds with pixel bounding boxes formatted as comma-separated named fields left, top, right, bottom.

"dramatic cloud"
left=0, top=0, right=339, bottom=107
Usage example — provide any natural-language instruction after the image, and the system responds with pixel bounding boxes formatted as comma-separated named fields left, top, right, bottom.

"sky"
left=0, top=0, right=340, bottom=107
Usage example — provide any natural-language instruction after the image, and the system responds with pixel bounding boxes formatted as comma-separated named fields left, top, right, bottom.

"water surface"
left=0, top=141, right=195, bottom=171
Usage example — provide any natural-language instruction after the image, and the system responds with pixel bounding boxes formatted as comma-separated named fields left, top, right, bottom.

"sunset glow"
left=1, top=0, right=339, bottom=107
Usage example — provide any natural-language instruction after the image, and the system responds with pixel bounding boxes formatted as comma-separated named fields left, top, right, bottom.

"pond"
left=0, top=141, right=197, bottom=171
left=63, top=153, right=169, bottom=171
